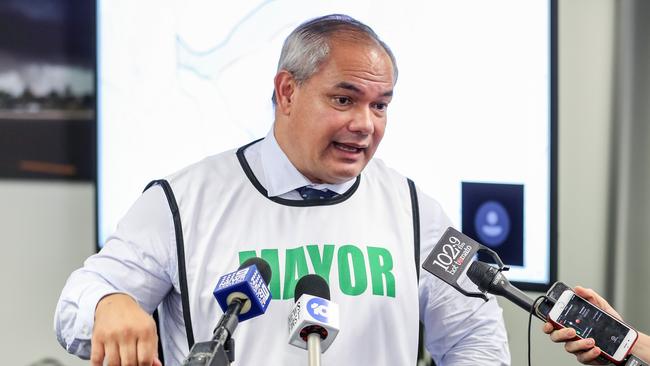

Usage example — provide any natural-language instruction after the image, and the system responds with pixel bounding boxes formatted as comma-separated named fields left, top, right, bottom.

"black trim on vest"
left=408, top=179, right=428, bottom=365
left=236, top=139, right=361, bottom=207
left=144, top=179, right=195, bottom=352
left=407, top=178, right=421, bottom=280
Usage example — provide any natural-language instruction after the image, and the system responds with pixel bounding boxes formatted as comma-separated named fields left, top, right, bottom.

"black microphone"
left=295, top=274, right=331, bottom=301
left=182, top=257, right=273, bottom=366
left=466, top=260, right=534, bottom=313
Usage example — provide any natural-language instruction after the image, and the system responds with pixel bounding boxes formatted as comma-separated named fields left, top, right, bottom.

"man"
left=55, top=14, right=510, bottom=365
left=544, top=286, right=650, bottom=364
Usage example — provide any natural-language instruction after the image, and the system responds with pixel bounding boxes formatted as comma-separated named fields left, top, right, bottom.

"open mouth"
left=333, top=142, right=365, bottom=153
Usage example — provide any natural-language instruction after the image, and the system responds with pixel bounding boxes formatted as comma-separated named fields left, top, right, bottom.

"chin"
left=328, top=165, right=366, bottom=183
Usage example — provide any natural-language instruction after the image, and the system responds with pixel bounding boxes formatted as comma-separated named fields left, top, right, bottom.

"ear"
left=274, top=70, right=296, bottom=115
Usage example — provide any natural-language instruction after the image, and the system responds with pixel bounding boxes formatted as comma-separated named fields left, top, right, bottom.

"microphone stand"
left=182, top=298, right=245, bottom=366
left=307, top=333, right=322, bottom=366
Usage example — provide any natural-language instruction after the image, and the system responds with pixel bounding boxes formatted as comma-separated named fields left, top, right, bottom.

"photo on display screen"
left=96, top=0, right=557, bottom=290
left=462, top=182, right=524, bottom=266
left=0, top=0, right=95, bottom=180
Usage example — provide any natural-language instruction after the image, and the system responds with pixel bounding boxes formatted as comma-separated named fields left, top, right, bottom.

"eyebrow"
left=334, top=82, right=393, bottom=97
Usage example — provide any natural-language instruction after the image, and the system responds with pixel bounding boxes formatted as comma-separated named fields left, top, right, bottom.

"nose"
left=348, top=106, right=375, bottom=135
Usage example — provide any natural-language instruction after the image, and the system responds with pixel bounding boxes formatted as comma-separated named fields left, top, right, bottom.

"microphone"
left=466, top=260, right=534, bottom=313
left=213, top=257, right=273, bottom=322
left=288, top=274, right=340, bottom=366
left=423, top=228, right=650, bottom=366
left=422, top=227, right=538, bottom=314
left=182, top=257, right=272, bottom=366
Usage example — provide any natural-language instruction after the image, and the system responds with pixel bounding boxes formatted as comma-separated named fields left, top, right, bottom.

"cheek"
left=312, top=117, right=344, bottom=143
left=297, top=104, right=336, bottom=143
left=373, top=120, right=387, bottom=142
left=291, top=112, right=326, bottom=144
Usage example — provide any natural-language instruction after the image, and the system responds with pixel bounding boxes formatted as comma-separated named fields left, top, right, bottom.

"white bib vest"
left=152, top=140, right=421, bottom=365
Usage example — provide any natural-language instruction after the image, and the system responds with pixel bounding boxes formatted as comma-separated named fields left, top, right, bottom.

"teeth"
left=335, top=143, right=360, bottom=152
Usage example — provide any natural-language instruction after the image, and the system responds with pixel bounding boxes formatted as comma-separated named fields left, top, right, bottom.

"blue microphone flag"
left=213, top=264, right=271, bottom=321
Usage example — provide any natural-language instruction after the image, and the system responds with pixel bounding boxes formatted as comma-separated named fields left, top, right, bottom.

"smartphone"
left=548, top=290, right=638, bottom=363
left=547, top=281, right=571, bottom=302
left=626, top=355, right=650, bottom=366
left=535, top=281, right=571, bottom=319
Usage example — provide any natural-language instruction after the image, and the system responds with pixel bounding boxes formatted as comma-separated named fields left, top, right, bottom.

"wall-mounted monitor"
left=98, top=0, right=557, bottom=290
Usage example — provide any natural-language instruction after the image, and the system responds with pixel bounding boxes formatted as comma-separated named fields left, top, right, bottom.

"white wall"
left=502, top=0, right=616, bottom=364
left=615, top=0, right=650, bottom=334
left=0, top=181, right=93, bottom=365
left=0, top=0, right=618, bottom=364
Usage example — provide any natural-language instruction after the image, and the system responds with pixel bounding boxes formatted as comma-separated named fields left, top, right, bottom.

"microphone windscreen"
left=294, top=274, right=330, bottom=302
left=467, top=260, right=496, bottom=289
left=240, top=257, right=272, bottom=285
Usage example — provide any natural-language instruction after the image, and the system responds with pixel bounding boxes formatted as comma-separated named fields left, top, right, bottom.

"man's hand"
left=542, top=286, right=621, bottom=365
left=91, top=293, right=162, bottom=366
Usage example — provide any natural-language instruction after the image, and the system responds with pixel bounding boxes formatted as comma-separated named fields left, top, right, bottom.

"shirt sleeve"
left=417, top=186, right=511, bottom=366
left=53, top=184, right=176, bottom=359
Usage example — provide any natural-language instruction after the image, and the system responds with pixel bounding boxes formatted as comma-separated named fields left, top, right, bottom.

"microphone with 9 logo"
left=288, top=274, right=340, bottom=366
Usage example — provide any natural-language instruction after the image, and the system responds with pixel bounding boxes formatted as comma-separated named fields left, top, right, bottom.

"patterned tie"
left=296, top=186, right=339, bottom=200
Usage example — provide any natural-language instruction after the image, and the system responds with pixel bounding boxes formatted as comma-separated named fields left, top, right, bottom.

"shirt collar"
left=259, top=127, right=356, bottom=197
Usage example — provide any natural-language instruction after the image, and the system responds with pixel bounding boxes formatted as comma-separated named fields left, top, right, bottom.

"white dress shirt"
left=247, top=129, right=355, bottom=199
left=54, top=127, right=510, bottom=365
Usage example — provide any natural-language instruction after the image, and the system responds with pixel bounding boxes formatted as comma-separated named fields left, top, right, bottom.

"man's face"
left=275, top=38, right=395, bottom=184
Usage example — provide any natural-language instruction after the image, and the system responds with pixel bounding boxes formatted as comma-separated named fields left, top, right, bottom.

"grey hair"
left=272, top=14, right=398, bottom=105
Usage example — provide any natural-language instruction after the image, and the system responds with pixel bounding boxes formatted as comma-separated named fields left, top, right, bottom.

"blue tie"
left=296, top=186, right=339, bottom=200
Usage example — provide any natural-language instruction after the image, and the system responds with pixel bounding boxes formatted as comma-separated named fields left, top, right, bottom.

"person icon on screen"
left=475, top=200, right=510, bottom=246
left=482, top=210, right=504, bottom=237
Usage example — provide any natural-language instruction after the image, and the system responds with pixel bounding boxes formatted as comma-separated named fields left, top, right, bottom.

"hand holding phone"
left=547, top=288, right=638, bottom=364
left=574, top=286, right=624, bottom=322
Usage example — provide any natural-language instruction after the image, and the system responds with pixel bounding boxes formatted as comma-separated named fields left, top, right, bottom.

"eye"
left=372, top=102, right=388, bottom=112
left=332, top=96, right=353, bottom=106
